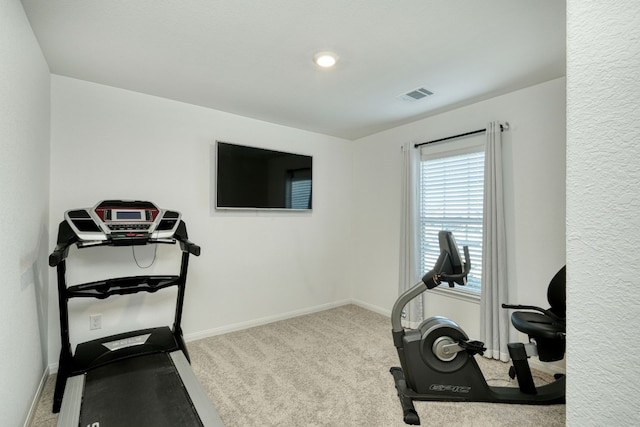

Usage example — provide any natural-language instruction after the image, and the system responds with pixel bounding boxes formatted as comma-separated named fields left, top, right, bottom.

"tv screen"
left=216, top=141, right=313, bottom=210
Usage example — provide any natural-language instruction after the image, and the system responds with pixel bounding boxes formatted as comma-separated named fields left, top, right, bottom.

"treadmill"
left=49, top=200, right=224, bottom=427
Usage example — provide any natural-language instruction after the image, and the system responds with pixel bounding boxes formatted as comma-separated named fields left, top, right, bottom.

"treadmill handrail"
left=49, top=219, right=200, bottom=267
left=49, top=220, right=78, bottom=267
left=174, top=220, right=201, bottom=256
left=65, top=275, right=181, bottom=299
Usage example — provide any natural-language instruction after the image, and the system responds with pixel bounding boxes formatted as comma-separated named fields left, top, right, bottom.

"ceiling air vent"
left=400, top=87, right=434, bottom=102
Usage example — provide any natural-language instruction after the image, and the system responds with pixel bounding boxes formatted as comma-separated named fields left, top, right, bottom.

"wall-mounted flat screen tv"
left=216, top=141, right=313, bottom=210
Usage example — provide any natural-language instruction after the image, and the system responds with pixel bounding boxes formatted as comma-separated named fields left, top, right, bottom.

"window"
left=419, top=136, right=484, bottom=292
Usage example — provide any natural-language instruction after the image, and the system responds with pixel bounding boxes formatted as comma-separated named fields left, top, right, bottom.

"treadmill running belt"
left=81, top=352, right=203, bottom=427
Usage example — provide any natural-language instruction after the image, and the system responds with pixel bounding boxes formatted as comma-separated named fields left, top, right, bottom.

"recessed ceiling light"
left=314, top=51, right=338, bottom=68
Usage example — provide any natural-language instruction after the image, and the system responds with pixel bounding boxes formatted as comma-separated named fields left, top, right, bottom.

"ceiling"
left=21, top=0, right=566, bottom=140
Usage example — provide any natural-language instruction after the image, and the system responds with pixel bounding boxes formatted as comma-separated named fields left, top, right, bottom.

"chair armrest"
left=501, top=303, right=563, bottom=322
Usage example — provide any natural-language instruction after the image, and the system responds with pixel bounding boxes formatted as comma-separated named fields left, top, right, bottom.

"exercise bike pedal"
left=509, top=366, right=517, bottom=379
left=458, top=339, right=486, bottom=356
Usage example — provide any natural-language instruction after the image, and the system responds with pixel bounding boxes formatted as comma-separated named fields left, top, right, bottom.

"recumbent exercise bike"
left=390, top=231, right=565, bottom=425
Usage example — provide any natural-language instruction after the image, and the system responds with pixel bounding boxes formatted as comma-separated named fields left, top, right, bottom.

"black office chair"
left=503, top=266, right=566, bottom=362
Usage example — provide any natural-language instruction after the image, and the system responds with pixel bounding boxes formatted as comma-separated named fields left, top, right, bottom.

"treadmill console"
left=64, top=200, right=182, bottom=243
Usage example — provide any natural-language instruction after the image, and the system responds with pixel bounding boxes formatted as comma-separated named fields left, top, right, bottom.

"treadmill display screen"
left=114, top=210, right=144, bottom=221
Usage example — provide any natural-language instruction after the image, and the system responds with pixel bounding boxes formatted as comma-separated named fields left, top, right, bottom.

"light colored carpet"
left=29, top=305, right=565, bottom=426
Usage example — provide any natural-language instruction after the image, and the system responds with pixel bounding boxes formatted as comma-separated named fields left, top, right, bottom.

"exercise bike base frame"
left=390, top=366, right=565, bottom=425
left=390, top=366, right=565, bottom=404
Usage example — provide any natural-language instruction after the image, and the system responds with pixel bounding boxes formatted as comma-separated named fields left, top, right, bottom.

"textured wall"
left=0, top=1, right=51, bottom=425
left=567, top=1, right=640, bottom=425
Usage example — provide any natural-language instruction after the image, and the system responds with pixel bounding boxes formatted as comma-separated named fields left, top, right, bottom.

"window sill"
left=430, top=286, right=481, bottom=304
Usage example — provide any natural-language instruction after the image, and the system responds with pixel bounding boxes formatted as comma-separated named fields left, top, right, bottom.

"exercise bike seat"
left=504, top=266, right=566, bottom=361
left=510, top=311, right=564, bottom=340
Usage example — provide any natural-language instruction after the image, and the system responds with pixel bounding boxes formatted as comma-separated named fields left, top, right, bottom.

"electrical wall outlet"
left=89, top=314, right=102, bottom=330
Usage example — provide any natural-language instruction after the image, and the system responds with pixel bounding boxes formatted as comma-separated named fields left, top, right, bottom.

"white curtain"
left=480, top=122, right=510, bottom=361
left=398, top=142, right=422, bottom=328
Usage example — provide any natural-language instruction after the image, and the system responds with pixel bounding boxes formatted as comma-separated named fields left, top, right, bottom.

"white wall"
left=567, top=1, right=640, bottom=425
left=351, top=78, right=566, bottom=339
left=0, top=1, right=51, bottom=425
left=48, top=75, right=354, bottom=364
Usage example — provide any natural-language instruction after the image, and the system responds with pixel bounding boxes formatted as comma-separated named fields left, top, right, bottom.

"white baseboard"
left=184, top=299, right=353, bottom=342
left=184, top=298, right=393, bottom=344
left=24, top=367, right=49, bottom=427
left=351, top=299, right=391, bottom=317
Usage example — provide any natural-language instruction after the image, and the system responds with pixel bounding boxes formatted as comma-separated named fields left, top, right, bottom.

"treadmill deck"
left=81, top=352, right=203, bottom=427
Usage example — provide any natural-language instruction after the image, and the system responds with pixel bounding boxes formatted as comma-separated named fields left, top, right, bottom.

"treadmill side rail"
left=57, top=375, right=84, bottom=427
left=171, top=351, right=225, bottom=427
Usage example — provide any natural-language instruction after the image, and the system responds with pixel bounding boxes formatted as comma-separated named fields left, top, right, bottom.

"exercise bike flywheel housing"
left=417, top=316, right=469, bottom=373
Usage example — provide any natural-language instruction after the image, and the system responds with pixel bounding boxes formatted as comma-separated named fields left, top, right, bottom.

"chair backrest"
left=547, top=265, right=566, bottom=319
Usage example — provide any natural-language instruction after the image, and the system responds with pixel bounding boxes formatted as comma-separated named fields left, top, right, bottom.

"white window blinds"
left=419, top=137, right=484, bottom=292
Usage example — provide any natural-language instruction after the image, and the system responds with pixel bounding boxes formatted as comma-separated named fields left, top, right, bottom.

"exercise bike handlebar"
left=391, top=246, right=470, bottom=333
left=440, top=246, right=471, bottom=286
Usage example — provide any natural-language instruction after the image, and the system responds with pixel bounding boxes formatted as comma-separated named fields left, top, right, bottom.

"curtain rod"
left=414, top=123, right=508, bottom=148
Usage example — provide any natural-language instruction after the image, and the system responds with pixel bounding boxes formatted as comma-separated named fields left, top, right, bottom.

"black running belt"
left=80, top=352, right=203, bottom=427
